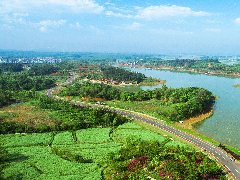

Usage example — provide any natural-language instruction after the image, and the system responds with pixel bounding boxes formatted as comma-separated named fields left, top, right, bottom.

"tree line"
left=0, top=74, right=55, bottom=107
left=141, top=59, right=240, bottom=75
left=101, top=66, right=146, bottom=83
left=0, top=63, right=24, bottom=72
left=0, top=63, right=58, bottom=107
left=0, top=95, right=129, bottom=134
left=60, top=82, right=215, bottom=121
left=60, top=81, right=121, bottom=100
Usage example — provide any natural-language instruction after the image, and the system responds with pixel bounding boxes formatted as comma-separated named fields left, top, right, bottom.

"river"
left=131, top=68, right=240, bottom=150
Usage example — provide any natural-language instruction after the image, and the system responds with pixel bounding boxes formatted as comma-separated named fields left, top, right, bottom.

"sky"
left=1, top=0, right=240, bottom=55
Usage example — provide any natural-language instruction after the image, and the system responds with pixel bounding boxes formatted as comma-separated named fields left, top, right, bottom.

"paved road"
left=117, top=110, right=240, bottom=180
left=46, top=75, right=240, bottom=180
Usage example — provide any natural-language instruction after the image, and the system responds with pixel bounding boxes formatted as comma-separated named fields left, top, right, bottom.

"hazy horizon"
left=1, top=49, right=240, bottom=57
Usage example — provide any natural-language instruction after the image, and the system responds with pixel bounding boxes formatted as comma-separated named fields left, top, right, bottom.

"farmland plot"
left=0, top=123, right=188, bottom=179
left=2, top=146, right=101, bottom=179
left=113, top=126, right=166, bottom=143
left=54, top=142, right=121, bottom=163
left=52, top=131, right=75, bottom=145
left=76, top=128, right=112, bottom=143
left=0, top=133, right=52, bottom=147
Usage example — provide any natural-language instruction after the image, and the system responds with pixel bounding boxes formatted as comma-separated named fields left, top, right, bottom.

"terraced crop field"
left=0, top=122, right=183, bottom=179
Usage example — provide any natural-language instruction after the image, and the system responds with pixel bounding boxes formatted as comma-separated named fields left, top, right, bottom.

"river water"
left=132, top=68, right=240, bottom=150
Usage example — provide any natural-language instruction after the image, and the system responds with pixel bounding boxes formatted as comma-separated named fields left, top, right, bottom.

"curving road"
left=116, top=110, right=240, bottom=180
left=46, top=74, right=240, bottom=180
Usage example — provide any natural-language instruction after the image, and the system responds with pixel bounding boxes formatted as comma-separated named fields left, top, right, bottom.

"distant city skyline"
left=1, top=0, right=240, bottom=55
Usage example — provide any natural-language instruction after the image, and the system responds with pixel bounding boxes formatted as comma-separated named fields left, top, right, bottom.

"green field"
left=0, top=133, right=53, bottom=147
left=76, top=128, right=112, bottom=144
left=52, top=131, right=75, bottom=145
left=3, top=146, right=101, bottom=179
left=106, top=100, right=171, bottom=121
left=1, top=122, right=186, bottom=179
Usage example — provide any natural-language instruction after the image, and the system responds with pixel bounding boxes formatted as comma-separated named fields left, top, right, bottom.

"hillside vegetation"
left=60, top=81, right=215, bottom=122
left=128, top=59, right=240, bottom=76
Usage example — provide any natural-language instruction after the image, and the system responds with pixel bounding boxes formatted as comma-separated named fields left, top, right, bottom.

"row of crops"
left=1, top=122, right=179, bottom=179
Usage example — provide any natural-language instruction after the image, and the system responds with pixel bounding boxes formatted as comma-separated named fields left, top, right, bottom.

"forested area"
left=0, top=63, right=23, bottom=72
left=101, top=66, right=146, bottom=83
left=60, top=82, right=215, bottom=121
left=0, top=74, right=55, bottom=107
left=0, top=95, right=128, bottom=134
left=0, top=64, right=57, bottom=107
left=0, top=74, right=55, bottom=91
left=141, top=59, right=240, bottom=75
left=28, top=64, right=59, bottom=75
left=38, top=95, right=128, bottom=130
left=60, top=81, right=121, bottom=100
left=144, top=59, right=219, bottom=68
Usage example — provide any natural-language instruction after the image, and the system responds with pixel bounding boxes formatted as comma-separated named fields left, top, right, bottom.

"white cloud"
left=47, top=0, right=104, bottom=13
left=37, top=19, right=66, bottom=32
left=104, top=4, right=135, bottom=18
left=105, top=11, right=133, bottom=18
left=234, top=17, right=240, bottom=24
left=70, top=22, right=82, bottom=30
left=126, top=22, right=142, bottom=30
left=0, top=0, right=103, bottom=28
left=205, top=28, right=221, bottom=32
left=104, top=4, right=210, bottom=20
left=0, top=0, right=104, bottom=15
left=136, top=5, right=210, bottom=20
left=113, top=22, right=142, bottom=31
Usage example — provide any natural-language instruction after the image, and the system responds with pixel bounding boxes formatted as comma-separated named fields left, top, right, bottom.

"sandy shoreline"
left=175, top=110, right=214, bottom=130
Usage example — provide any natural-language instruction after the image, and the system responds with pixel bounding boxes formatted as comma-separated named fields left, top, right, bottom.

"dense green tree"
left=0, top=63, right=23, bottom=72
left=101, top=66, right=146, bottom=83
left=61, top=81, right=215, bottom=121
left=60, top=81, right=121, bottom=100
left=29, top=64, right=59, bottom=75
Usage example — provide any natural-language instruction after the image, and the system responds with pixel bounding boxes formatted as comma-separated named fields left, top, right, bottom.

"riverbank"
left=154, top=66, right=240, bottom=78
left=122, top=64, right=240, bottom=78
left=139, top=78, right=166, bottom=86
left=175, top=110, right=214, bottom=130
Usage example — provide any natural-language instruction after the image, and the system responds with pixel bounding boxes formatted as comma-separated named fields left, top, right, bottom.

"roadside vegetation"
left=60, top=81, right=215, bottom=122
left=0, top=96, right=128, bottom=134
left=104, top=138, right=226, bottom=179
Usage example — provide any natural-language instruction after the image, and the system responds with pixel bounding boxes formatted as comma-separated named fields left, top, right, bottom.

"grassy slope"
left=0, top=102, right=58, bottom=129
left=106, top=99, right=172, bottom=123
